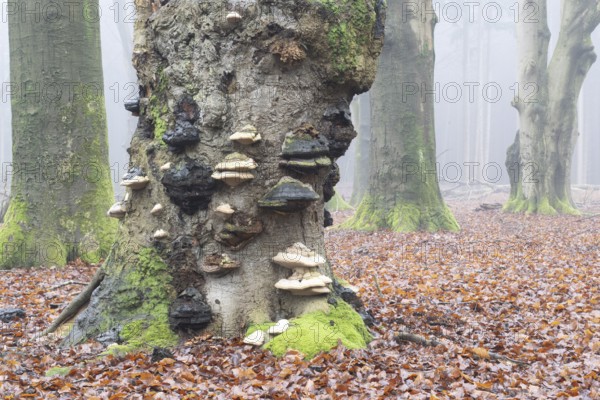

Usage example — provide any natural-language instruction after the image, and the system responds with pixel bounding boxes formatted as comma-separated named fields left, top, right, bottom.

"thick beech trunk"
left=63, top=0, right=385, bottom=354
left=505, top=0, right=600, bottom=214
left=343, top=0, right=458, bottom=232
left=0, top=0, right=116, bottom=268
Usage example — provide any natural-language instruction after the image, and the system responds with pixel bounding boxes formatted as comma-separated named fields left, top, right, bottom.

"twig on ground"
left=395, top=332, right=441, bottom=347
left=50, top=281, right=89, bottom=290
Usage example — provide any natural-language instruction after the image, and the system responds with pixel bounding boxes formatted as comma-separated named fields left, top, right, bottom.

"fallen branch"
left=50, top=281, right=89, bottom=290
left=42, top=269, right=105, bottom=336
left=395, top=332, right=441, bottom=347
left=373, top=275, right=383, bottom=298
left=487, top=351, right=529, bottom=366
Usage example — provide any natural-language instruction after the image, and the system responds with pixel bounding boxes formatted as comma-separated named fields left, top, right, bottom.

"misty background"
left=1, top=0, right=599, bottom=201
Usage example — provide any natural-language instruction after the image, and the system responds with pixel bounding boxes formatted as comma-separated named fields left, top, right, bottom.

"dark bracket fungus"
left=323, top=103, right=352, bottom=127
left=258, top=176, right=319, bottom=213
left=168, top=287, right=212, bottom=330
left=161, top=161, right=216, bottom=214
left=323, top=163, right=340, bottom=203
left=281, top=124, right=329, bottom=159
left=324, top=209, right=333, bottom=227
left=124, top=98, right=141, bottom=116
left=121, top=167, right=150, bottom=190
left=162, top=121, right=201, bottom=150
left=321, top=103, right=357, bottom=158
left=215, top=213, right=263, bottom=250
left=201, top=253, right=241, bottom=274
left=279, top=156, right=332, bottom=172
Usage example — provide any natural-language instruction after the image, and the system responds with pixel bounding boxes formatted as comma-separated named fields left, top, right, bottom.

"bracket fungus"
left=280, top=124, right=332, bottom=172
left=229, top=124, right=261, bottom=145
left=107, top=202, right=127, bottom=219
left=153, top=229, right=169, bottom=240
left=162, top=121, right=200, bottom=151
left=169, top=287, right=212, bottom=329
left=281, top=125, right=329, bottom=159
left=273, top=243, right=331, bottom=296
left=226, top=11, right=243, bottom=24
left=120, top=168, right=150, bottom=190
left=124, top=98, right=140, bottom=116
left=267, top=319, right=290, bottom=335
left=211, top=153, right=256, bottom=187
left=201, top=253, right=241, bottom=274
left=150, top=203, right=164, bottom=215
left=161, top=161, right=216, bottom=214
left=215, top=213, right=263, bottom=250
left=272, top=242, right=326, bottom=269
left=215, top=203, right=235, bottom=216
left=243, top=330, right=266, bottom=346
left=160, top=162, right=173, bottom=171
left=258, top=177, right=319, bottom=213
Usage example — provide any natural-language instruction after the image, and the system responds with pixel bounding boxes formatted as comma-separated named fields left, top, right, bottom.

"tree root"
left=42, top=269, right=105, bottom=336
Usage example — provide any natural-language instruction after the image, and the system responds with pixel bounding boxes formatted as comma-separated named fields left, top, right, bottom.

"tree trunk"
left=505, top=0, right=600, bottom=214
left=343, top=0, right=459, bottom=232
left=63, top=0, right=385, bottom=355
left=0, top=0, right=117, bottom=268
left=350, top=92, right=371, bottom=205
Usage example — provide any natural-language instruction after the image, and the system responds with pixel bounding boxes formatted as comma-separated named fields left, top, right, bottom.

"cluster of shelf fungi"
left=110, top=92, right=352, bottom=341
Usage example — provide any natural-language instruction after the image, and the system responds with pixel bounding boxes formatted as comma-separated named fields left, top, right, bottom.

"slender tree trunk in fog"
left=344, top=0, right=459, bottom=232
left=506, top=0, right=600, bottom=214
left=59, top=0, right=385, bottom=355
left=350, top=92, right=371, bottom=205
left=0, top=0, right=116, bottom=268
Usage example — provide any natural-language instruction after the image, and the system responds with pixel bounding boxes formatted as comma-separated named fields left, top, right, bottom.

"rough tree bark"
left=343, top=0, right=459, bottom=232
left=505, top=0, right=600, bottom=214
left=0, top=0, right=117, bottom=268
left=62, top=0, right=385, bottom=356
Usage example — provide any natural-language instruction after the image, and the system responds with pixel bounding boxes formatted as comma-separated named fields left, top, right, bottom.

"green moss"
left=45, top=366, right=72, bottom=377
left=311, top=0, right=377, bottom=76
left=504, top=194, right=580, bottom=216
left=0, top=95, right=116, bottom=269
left=326, top=191, right=353, bottom=212
left=246, top=322, right=276, bottom=337
left=255, top=300, right=372, bottom=359
left=98, top=248, right=178, bottom=354
left=147, top=71, right=170, bottom=142
left=341, top=194, right=459, bottom=232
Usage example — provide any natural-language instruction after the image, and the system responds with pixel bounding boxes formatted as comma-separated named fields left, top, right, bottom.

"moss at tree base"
left=326, top=191, right=353, bottom=212
left=62, top=246, right=179, bottom=353
left=503, top=194, right=580, bottom=215
left=248, top=300, right=372, bottom=359
left=341, top=195, right=459, bottom=232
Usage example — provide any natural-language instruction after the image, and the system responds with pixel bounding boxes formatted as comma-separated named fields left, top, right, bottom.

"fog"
left=1, top=0, right=599, bottom=202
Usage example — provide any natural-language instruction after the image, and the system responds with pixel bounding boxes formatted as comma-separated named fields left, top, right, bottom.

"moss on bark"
left=342, top=194, right=459, bottom=232
left=326, top=191, right=353, bottom=212
left=248, top=300, right=372, bottom=359
left=3, top=0, right=116, bottom=268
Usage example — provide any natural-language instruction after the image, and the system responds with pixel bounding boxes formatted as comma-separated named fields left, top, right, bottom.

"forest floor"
left=0, top=195, right=598, bottom=399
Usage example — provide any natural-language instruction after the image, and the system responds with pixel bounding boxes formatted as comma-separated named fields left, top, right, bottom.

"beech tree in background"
left=0, top=0, right=116, bottom=268
left=506, top=0, right=600, bottom=214
left=344, top=0, right=459, bottom=231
